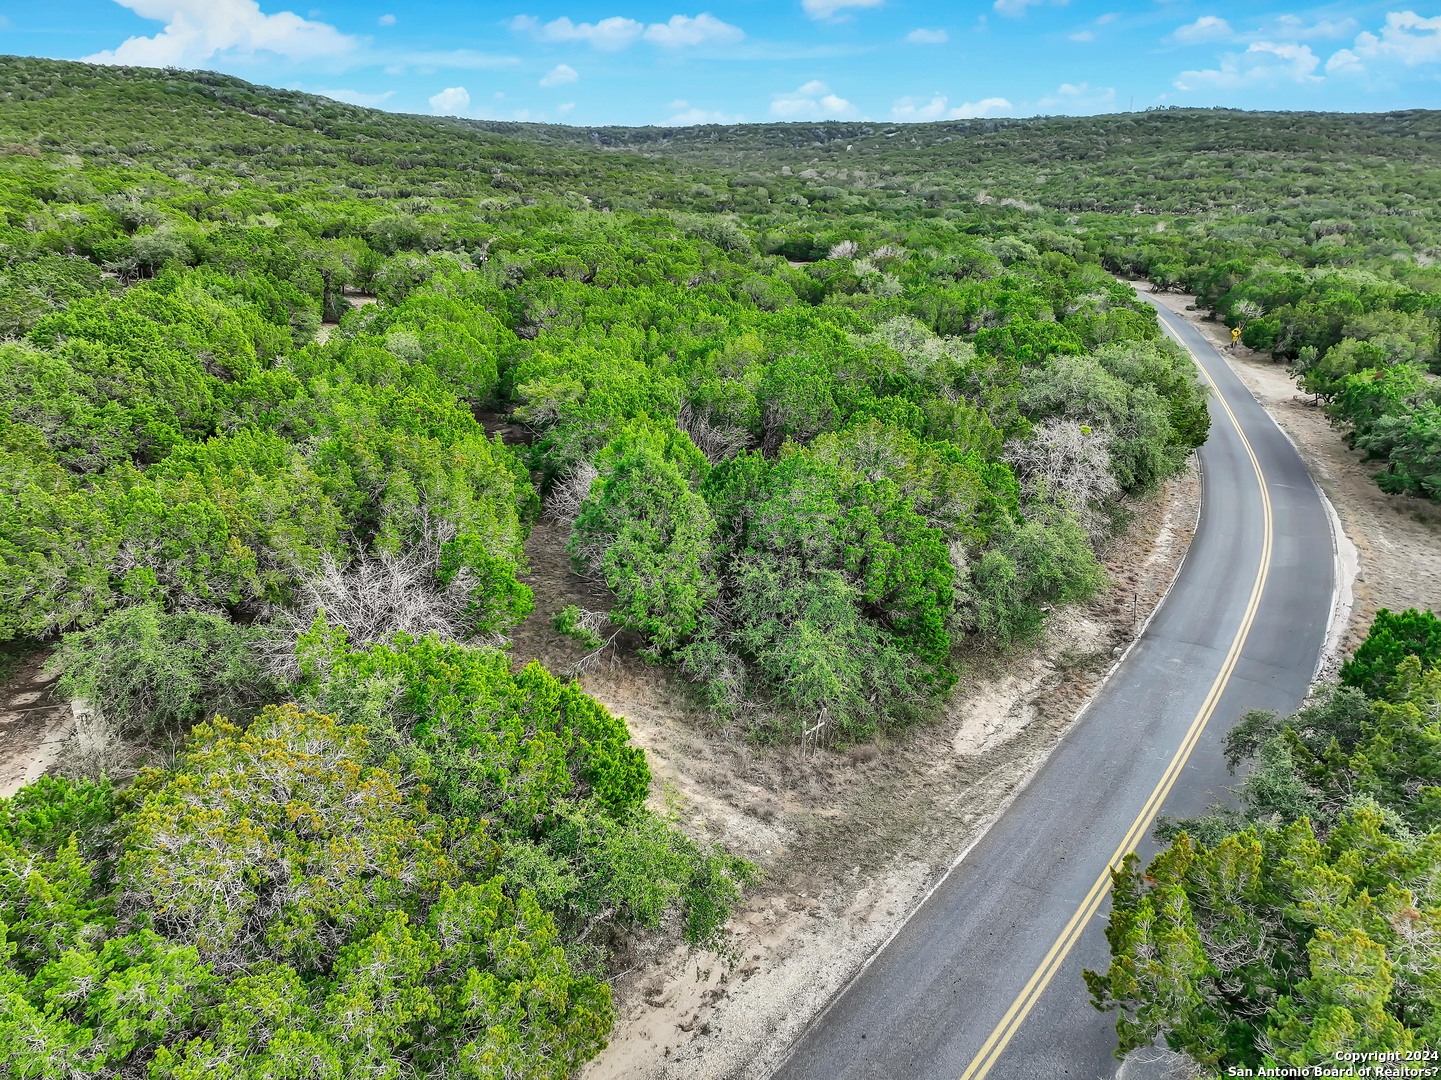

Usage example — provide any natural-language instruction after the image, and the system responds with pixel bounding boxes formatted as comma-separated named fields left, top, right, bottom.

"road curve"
left=770, top=293, right=1336, bottom=1080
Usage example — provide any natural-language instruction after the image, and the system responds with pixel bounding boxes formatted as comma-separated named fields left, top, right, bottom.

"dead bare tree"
left=261, top=545, right=494, bottom=680
left=677, top=402, right=750, bottom=463
left=544, top=460, right=599, bottom=525
left=1006, top=419, right=1120, bottom=534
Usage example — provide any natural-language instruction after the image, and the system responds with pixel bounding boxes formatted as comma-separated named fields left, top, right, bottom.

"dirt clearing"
left=506, top=462, right=1200, bottom=1079
left=0, top=648, right=73, bottom=799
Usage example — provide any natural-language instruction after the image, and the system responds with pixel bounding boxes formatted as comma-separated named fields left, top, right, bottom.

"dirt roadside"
left=1146, top=289, right=1440, bottom=659
left=500, top=462, right=1201, bottom=1079
left=0, top=649, right=73, bottom=799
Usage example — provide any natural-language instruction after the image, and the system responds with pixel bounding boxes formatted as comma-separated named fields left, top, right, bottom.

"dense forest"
left=0, top=55, right=1436, bottom=1075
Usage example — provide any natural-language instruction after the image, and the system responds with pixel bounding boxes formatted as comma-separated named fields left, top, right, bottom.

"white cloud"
left=1344, top=11, right=1441, bottom=69
left=429, top=86, right=471, bottom=115
left=540, top=62, right=578, bottom=87
left=557, top=101, right=576, bottom=116
left=993, top=0, right=1051, bottom=16
left=949, top=96, right=1013, bottom=118
left=510, top=11, right=743, bottom=50
left=1171, top=13, right=1356, bottom=48
left=770, top=80, right=857, bottom=119
left=1171, top=16, right=1234, bottom=45
left=1069, top=29, right=1095, bottom=42
left=1326, top=47, right=1363, bottom=74
left=1268, top=14, right=1357, bottom=42
left=802, top=0, right=884, bottom=22
left=890, top=93, right=1014, bottom=120
left=906, top=28, right=948, bottom=44
left=317, top=88, right=395, bottom=107
left=377, top=13, right=396, bottom=26
left=665, top=99, right=744, bottom=124
left=1096, top=12, right=1117, bottom=25
left=1175, top=41, right=1322, bottom=90
left=83, top=0, right=357, bottom=67
left=643, top=13, right=744, bottom=47
left=1035, top=80, right=1116, bottom=112
left=891, top=94, right=951, bottom=121
left=510, top=14, right=644, bottom=50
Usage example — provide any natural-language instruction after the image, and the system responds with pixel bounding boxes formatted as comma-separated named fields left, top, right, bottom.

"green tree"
left=571, top=424, right=717, bottom=655
left=1340, top=608, right=1441, bottom=699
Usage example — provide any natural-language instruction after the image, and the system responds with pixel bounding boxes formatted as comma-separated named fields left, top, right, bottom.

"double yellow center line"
left=958, top=314, right=1275, bottom=1079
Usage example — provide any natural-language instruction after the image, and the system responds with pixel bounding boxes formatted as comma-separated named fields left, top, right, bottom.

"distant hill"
left=3, top=55, right=1440, bottom=221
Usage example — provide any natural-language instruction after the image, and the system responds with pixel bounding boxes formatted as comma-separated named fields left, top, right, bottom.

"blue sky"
left=3, top=2, right=1438, bottom=124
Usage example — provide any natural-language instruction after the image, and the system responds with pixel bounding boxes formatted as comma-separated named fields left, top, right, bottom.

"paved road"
left=770, top=295, right=1336, bottom=1080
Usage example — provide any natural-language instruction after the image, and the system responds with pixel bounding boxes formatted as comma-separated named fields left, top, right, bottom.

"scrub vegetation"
left=1089, top=608, right=1441, bottom=1066
left=0, top=54, right=1433, bottom=1075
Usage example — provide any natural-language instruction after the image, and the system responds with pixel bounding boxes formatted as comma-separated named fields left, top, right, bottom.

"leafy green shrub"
left=1340, top=607, right=1441, bottom=699
left=0, top=704, right=615, bottom=1080
left=571, top=424, right=716, bottom=655
left=301, top=631, right=753, bottom=950
left=968, top=506, right=1106, bottom=647
left=554, top=604, right=606, bottom=648
left=55, top=604, right=277, bottom=736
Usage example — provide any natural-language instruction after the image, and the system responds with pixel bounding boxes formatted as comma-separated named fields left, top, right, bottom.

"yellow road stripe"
left=958, top=311, right=1275, bottom=1080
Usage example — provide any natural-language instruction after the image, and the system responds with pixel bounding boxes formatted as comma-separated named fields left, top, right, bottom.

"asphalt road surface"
left=771, top=294, right=1337, bottom=1080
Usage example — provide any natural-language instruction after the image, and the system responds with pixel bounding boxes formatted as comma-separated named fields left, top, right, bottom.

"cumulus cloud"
left=1268, top=14, right=1357, bottom=41
left=802, top=0, right=884, bottom=22
left=1326, top=48, right=1364, bottom=74
left=890, top=94, right=951, bottom=121
left=1035, top=81, right=1116, bottom=112
left=890, top=93, right=1012, bottom=121
left=428, top=86, right=471, bottom=115
left=510, top=11, right=743, bottom=50
left=666, top=99, right=743, bottom=124
left=1335, top=10, right=1441, bottom=72
left=557, top=101, right=576, bottom=116
left=1171, top=16, right=1234, bottom=45
left=770, top=80, right=857, bottom=119
left=906, top=28, right=948, bottom=44
left=643, top=13, right=744, bottom=47
left=377, top=13, right=396, bottom=26
left=84, top=0, right=357, bottom=67
left=509, top=14, right=643, bottom=50
left=1175, top=41, right=1322, bottom=90
left=951, top=96, right=1014, bottom=119
left=540, top=63, right=578, bottom=87
left=1069, top=30, right=1095, bottom=42
left=993, top=0, right=1050, bottom=17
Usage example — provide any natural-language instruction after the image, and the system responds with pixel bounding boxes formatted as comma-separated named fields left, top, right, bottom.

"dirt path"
left=1147, top=290, right=1441, bottom=661
left=315, top=294, right=378, bottom=346
left=506, top=462, right=1200, bottom=1079
left=0, top=649, right=73, bottom=798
